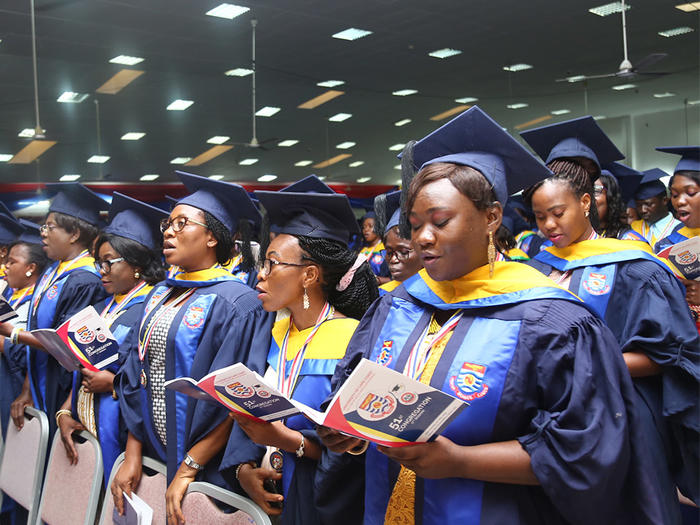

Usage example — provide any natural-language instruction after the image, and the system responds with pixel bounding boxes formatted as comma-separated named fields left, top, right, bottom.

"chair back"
left=35, top=430, right=103, bottom=525
left=182, top=481, right=271, bottom=525
left=0, top=407, right=49, bottom=525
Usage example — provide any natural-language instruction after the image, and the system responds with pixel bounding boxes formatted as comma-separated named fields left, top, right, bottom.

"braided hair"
left=296, top=235, right=379, bottom=320
left=597, top=173, right=629, bottom=239
left=203, top=211, right=235, bottom=266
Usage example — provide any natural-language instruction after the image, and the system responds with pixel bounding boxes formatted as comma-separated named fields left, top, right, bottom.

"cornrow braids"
left=296, top=235, right=379, bottom=320
left=236, top=219, right=255, bottom=272
left=373, top=193, right=388, bottom=238
left=203, top=211, right=235, bottom=266
left=597, top=173, right=629, bottom=239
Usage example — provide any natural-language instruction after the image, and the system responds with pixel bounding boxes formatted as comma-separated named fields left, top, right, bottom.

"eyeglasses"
left=39, top=224, right=58, bottom=234
left=95, top=257, right=124, bottom=273
left=593, top=185, right=606, bottom=195
left=260, top=258, right=311, bottom=277
left=160, top=215, right=209, bottom=233
left=386, top=248, right=413, bottom=262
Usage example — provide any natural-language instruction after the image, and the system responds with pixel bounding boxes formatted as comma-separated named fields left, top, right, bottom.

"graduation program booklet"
left=657, top=236, right=700, bottom=280
left=0, top=293, right=18, bottom=323
left=31, top=305, right=120, bottom=372
left=112, top=491, right=153, bottom=525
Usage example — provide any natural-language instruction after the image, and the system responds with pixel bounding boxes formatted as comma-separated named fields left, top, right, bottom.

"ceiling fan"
left=556, top=0, right=670, bottom=83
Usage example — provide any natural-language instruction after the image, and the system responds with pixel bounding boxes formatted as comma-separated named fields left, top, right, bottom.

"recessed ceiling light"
left=170, top=157, right=192, bottom=164
left=658, top=26, right=694, bottom=37
left=593, top=115, right=607, bottom=120
left=18, top=128, right=36, bottom=138
left=57, top=91, right=89, bottom=103
left=328, top=113, right=352, bottom=122
left=140, top=174, right=159, bottom=181
left=388, top=143, right=405, bottom=151
left=455, top=96, right=478, bottom=104
left=356, top=177, right=372, bottom=183
left=676, top=2, right=700, bottom=12
left=589, top=2, right=630, bottom=16
left=317, top=80, right=345, bottom=88
left=336, top=141, right=356, bottom=149
left=503, top=63, right=533, bottom=72
left=239, top=158, right=258, bottom=165
left=393, top=164, right=402, bottom=170
left=392, top=89, right=418, bottom=96
left=87, top=155, right=110, bottom=164
left=0, top=154, right=13, bottom=162
left=349, top=161, right=365, bottom=167
left=225, top=68, right=254, bottom=77
left=205, top=3, right=250, bottom=19
left=429, top=48, right=462, bottom=59
left=612, top=83, right=636, bottom=90
left=208, top=175, right=225, bottom=180
left=109, top=55, right=144, bottom=66
left=394, top=118, right=411, bottom=127
left=278, top=139, right=299, bottom=147
left=564, top=75, right=587, bottom=83
left=258, top=174, right=278, bottom=182
left=167, top=99, right=194, bottom=111
left=60, top=174, right=81, bottom=181
left=332, top=28, right=372, bottom=41
left=507, top=103, right=529, bottom=109
left=121, top=132, right=145, bottom=140
left=207, top=136, right=230, bottom=144
left=551, top=109, right=571, bottom=115
left=688, top=99, right=700, bottom=105
left=317, top=176, right=327, bottom=181
left=653, top=92, right=676, bottom=98
left=255, top=106, right=280, bottom=117
left=294, top=160, right=313, bottom=166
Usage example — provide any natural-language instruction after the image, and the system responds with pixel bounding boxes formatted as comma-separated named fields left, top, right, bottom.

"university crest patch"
left=582, top=272, right=611, bottom=295
left=449, top=362, right=489, bottom=401
left=184, top=305, right=206, bottom=329
left=376, top=340, right=393, bottom=366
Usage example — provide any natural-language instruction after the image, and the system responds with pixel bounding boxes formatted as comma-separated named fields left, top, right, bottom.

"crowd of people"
left=0, top=106, right=697, bottom=525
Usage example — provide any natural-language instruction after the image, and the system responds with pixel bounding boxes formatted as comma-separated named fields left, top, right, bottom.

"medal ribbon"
left=225, top=254, right=243, bottom=273
left=31, top=250, right=92, bottom=311
left=642, top=217, right=674, bottom=245
left=404, top=310, right=463, bottom=381
left=137, top=287, right=196, bottom=361
left=277, top=301, right=334, bottom=395
left=9, top=285, right=34, bottom=309
left=100, top=281, right=150, bottom=328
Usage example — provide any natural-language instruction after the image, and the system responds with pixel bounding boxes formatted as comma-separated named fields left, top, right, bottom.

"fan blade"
left=634, top=53, right=668, bottom=71
left=257, top=137, right=279, bottom=146
left=35, top=0, right=84, bottom=11
left=584, top=72, right=620, bottom=80
left=636, top=71, right=670, bottom=77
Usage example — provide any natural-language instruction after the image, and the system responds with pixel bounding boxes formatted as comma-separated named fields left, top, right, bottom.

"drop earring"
left=487, top=230, right=496, bottom=278
left=303, top=287, right=310, bottom=310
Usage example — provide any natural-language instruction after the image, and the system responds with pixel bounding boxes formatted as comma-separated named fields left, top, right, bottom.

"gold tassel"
left=488, top=230, right=496, bottom=278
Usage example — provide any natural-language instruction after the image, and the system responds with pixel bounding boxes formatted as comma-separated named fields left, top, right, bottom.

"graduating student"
left=359, top=212, right=391, bottom=284
left=594, top=163, right=646, bottom=241
left=0, top=202, right=21, bottom=285
left=111, top=172, right=273, bottom=525
left=53, top=193, right=166, bottom=484
left=320, top=106, right=670, bottom=525
left=630, top=168, right=681, bottom=246
left=524, top=149, right=699, bottom=513
left=0, top=184, right=108, bottom=438
left=496, top=209, right=530, bottom=261
left=227, top=185, right=378, bottom=524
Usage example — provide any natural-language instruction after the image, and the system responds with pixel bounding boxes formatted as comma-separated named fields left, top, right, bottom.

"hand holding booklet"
left=166, top=358, right=466, bottom=447
left=112, top=492, right=153, bottom=525
left=0, top=293, right=19, bottom=323
left=31, top=305, right=120, bottom=372
left=657, top=236, right=700, bottom=280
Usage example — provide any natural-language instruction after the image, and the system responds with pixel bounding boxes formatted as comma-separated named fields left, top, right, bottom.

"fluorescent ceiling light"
left=429, top=48, right=462, bottom=59
left=676, top=2, right=700, bottom=12
left=332, top=28, right=372, bottom=41
left=336, top=141, right=356, bottom=149
left=167, top=99, right=194, bottom=111
left=317, top=80, right=345, bottom=88
left=294, top=160, right=313, bottom=166
left=60, top=174, right=81, bottom=182
left=349, top=161, right=365, bottom=167
left=688, top=99, right=700, bottom=105
left=612, top=83, right=636, bottom=90
left=658, top=26, right=694, bottom=37
left=455, top=96, right=478, bottom=104
left=109, top=55, right=144, bottom=66
left=170, top=157, right=192, bottom=164
left=57, top=91, right=89, bottom=103
left=328, top=113, right=352, bottom=122
left=551, top=109, right=571, bottom=115
left=258, top=174, right=278, bottom=182
left=564, top=75, right=587, bottom=83
left=356, top=177, right=372, bottom=183
left=239, top=158, right=258, bottom=165
left=589, top=2, right=630, bottom=16
left=653, top=92, right=676, bottom=98
left=0, top=154, right=13, bottom=162
left=121, top=132, right=145, bottom=140
left=225, top=68, right=253, bottom=77
left=503, top=63, right=533, bottom=72
left=507, top=103, right=529, bottom=109
left=140, top=174, right=159, bottom=181
left=394, top=118, right=411, bottom=127
left=317, top=176, right=327, bottom=180
left=255, top=106, right=280, bottom=117
left=278, top=139, right=299, bottom=147
left=18, top=128, right=36, bottom=138
left=388, top=143, right=405, bottom=151
left=208, top=175, right=225, bottom=181
left=393, top=164, right=402, bottom=170
left=593, top=115, right=607, bottom=120
left=392, top=89, right=418, bottom=96
left=298, top=90, right=344, bottom=109
left=205, top=3, right=250, bottom=19
left=207, top=136, right=230, bottom=144
left=87, top=155, right=110, bottom=164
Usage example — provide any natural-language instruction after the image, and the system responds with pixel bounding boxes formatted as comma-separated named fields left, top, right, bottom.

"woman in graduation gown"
left=320, top=107, right=671, bottom=525
left=228, top=183, right=378, bottom=524
left=594, top=168, right=646, bottom=241
left=523, top=148, right=699, bottom=512
left=1, top=183, right=109, bottom=438
left=111, top=172, right=274, bottom=525
left=359, top=212, right=391, bottom=284
left=54, top=193, right=166, bottom=485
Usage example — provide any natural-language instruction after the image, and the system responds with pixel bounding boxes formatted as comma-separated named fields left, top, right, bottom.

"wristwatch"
left=184, top=454, right=204, bottom=471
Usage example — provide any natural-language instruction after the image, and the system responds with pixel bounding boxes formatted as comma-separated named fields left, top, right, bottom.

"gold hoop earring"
left=303, top=287, right=310, bottom=310
left=488, top=230, right=496, bottom=278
